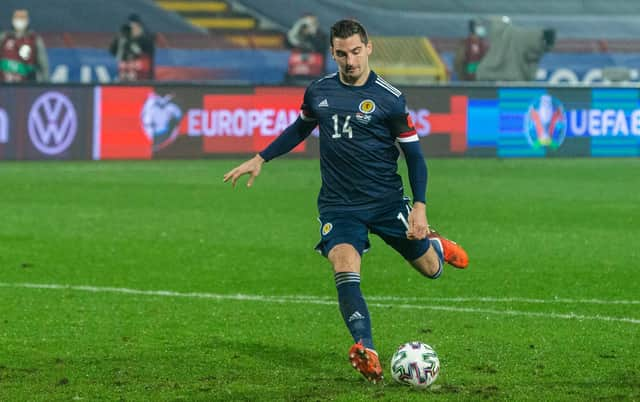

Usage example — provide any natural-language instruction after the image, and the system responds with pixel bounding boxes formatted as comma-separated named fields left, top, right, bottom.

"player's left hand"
left=407, top=202, right=429, bottom=240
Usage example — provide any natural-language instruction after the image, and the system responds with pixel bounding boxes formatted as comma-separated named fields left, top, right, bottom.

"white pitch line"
left=267, top=294, right=640, bottom=306
left=366, top=295, right=640, bottom=305
left=368, top=303, right=640, bottom=325
left=1, top=282, right=639, bottom=325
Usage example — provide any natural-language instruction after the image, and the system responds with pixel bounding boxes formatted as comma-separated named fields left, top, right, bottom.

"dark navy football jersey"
left=300, top=71, right=418, bottom=213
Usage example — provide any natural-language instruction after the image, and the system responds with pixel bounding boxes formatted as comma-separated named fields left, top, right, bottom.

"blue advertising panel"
left=47, top=48, right=289, bottom=84
left=48, top=48, right=117, bottom=83
left=405, top=86, right=640, bottom=157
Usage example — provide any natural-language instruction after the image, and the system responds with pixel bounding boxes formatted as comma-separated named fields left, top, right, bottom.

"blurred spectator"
left=476, top=16, right=555, bottom=82
left=0, top=9, right=49, bottom=82
left=454, top=19, right=489, bottom=81
left=286, top=13, right=328, bottom=83
left=109, top=14, right=155, bottom=81
left=287, top=13, right=326, bottom=53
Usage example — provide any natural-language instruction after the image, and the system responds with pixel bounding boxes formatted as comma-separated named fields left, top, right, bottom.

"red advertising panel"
left=96, top=86, right=306, bottom=159
left=425, top=95, right=468, bottom=153
left=199, top=87, right=304, bottom=153
left=98, top=86, right=154, bottom=159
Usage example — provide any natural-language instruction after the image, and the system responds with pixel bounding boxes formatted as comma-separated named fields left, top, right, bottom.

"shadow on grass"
left=205, top=336, right=397, bottom=400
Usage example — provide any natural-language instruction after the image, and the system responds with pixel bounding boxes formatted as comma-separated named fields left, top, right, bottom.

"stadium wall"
left=1, top=84, right=639, bottom=160
left=49, top=48, right=640, bottom=85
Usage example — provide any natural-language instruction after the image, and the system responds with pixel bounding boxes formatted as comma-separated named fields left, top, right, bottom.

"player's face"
left=331, top=34, right=372, bottom=85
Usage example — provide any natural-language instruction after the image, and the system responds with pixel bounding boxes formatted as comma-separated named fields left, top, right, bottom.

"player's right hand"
left=223, top=154, right=264, bottom=188
left=407, top=202, right=429, bottom=240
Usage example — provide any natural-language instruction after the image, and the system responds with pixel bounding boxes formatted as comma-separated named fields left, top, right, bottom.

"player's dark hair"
left=330, top=19, right=368, bottom=46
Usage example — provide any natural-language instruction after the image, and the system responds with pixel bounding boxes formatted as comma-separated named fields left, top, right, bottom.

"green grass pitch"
left=0, top=158, right=638, bottom=401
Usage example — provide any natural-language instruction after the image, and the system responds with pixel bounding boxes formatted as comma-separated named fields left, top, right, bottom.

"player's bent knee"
left=328, top=243, right=361, bottom=273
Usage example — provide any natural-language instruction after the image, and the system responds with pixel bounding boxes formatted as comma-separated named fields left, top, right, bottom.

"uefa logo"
left=28, top=91, right=77, bottom=155
left=140, top=92, right=183, bottom=152
left=524, top=94, right=567, bottom=149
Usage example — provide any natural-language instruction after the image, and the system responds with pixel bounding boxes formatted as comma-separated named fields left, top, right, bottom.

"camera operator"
left=285, top=13, right=328, bottom=83
left=476, top=16, right=555, bottom=82
left=109, top=14, right=155, bottom=81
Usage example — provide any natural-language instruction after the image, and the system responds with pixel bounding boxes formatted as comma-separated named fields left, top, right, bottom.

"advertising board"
left=1, top=84, right=638, bottom=160
left=0, top=87, right=93, bottom=160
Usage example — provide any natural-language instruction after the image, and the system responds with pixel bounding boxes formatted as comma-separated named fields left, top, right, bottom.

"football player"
left=224, top=19, right=469, bottom=383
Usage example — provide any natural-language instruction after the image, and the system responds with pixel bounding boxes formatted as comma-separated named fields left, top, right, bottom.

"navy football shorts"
left=314, top=197, right=430, bottom=261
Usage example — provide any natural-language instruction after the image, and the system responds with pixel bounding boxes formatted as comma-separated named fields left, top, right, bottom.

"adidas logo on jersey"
left=348, top=311, right=365, bottom=322
left=318, top=99, right=329, bottom=107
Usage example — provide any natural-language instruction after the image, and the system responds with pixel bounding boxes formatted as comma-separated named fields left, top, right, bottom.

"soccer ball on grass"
left=390, top=341, right=440, bottom=388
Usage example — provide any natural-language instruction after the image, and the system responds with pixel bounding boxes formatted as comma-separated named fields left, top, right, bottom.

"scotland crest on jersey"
left=141, top=92, right=183, bottom=151
left=524, top=94, right=567, bottom=149
left=356, top=99, right=376, bottom=124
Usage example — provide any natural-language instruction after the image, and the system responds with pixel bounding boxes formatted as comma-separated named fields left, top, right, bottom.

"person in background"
left=476, top=16, right=555, bottom=82
left=0, top=9, right=49, bottom=82
left=285, top=13, right=329, bottom=82
left=287, top=13, right=327, bottom=54
left=109, top=14, right=155, bottom=81
left=454, top=19, right=489, bottom=81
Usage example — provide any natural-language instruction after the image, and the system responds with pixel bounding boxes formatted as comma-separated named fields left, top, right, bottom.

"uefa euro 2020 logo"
left=524, top=94, right=567, bottom=149
left=141, top=92, right=183, bottom=152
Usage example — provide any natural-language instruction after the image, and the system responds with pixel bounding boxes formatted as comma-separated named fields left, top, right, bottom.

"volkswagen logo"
left=28, top=91, right=77, bottom=155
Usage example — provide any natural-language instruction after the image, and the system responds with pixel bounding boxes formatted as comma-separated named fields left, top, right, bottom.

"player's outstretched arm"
left=223, top=154, right=264, bottom=188
left=223, top=116, right=315, bottom=188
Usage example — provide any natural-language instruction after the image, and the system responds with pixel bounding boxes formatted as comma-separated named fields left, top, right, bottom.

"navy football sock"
left=428, top=239, right=444, bottom=279
left=334, top=272, right=374, bottom=350
left=428, top=259, right=443, bottom=279
left=429, top=238, right=444, bottom=261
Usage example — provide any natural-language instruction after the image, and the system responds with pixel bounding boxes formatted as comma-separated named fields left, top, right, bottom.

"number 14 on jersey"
left=332, top=114, right=353, bottom=139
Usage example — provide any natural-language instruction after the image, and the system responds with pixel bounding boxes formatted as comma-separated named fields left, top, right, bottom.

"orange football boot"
left=428, top=228, right=469, bottom=269
left=348, top=342, right=383, bottom=384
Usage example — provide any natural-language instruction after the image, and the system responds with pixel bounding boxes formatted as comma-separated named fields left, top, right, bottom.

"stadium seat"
left=369, top=37, right=448, bottom=84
